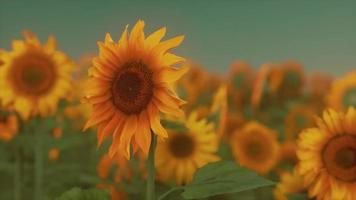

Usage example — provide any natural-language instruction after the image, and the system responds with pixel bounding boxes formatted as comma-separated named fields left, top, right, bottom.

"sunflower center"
left=322, top=135, right=356, bottom=182
left=343, top=88, right=356, bottom=109
left=112, top=61, right=153, bottom=115
left=246, top=141, right=263, bottom=159
left=169, top=133, right=195, bottom=158
left=335, top=148, right=356, bottom=169
left=10, top=51, right=56, bottom=96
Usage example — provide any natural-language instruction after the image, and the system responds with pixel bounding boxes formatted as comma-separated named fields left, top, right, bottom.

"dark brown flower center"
left=169, top=133, right=195, bottom=158
left=9, top=51, right=56, bottom=96
left=112, top=61, right=154, bottom=115
left=322, top=135, right=356, bottom=182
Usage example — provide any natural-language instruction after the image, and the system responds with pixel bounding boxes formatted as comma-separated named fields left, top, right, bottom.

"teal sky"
left=1, top=0, right=355, bottom=75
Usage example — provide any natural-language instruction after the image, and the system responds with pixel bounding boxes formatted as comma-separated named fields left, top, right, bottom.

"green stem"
left=158, top=186, right=183, bottom=200
left=14, top=148, right=21, bottom=200
left=34, top=124, right=43, bottom=200
left=146, top=132, right=157, bottom=200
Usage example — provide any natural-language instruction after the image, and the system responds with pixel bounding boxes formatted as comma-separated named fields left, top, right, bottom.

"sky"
left=1, top=0, right=355, bottom=76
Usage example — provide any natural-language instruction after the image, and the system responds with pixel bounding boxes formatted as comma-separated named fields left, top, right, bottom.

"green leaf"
left=181, top=161, right=274, bottom=199
left=55, top=187, right=110, bottom=200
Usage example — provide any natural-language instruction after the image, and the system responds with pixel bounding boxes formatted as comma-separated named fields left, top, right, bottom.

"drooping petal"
left=134, top=111, right=152, bottom=155
left=147, top=103, right=167, bottom=137
left=119, top=115, right=138, bottom=159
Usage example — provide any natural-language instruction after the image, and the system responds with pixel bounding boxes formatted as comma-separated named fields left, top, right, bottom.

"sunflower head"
left=231, top=121, right=280, bottom=174
left=297, top=107, right=356, bottom=200
left=83, top=20, right=188, bottom=159
left=0, top=113, right=18, bottom=141
left=155, top=112, right=220, bottom=185
left=0, top=32, right=73, bottom=119
left=327, top=72, right=356, bottom=111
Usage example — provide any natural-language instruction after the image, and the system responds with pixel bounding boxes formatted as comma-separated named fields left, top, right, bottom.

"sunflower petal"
left=145, top=27, right=166, bottom=48
left=119, top=115, right=137, bottom=159
left=148, top=104, right=167, bottom=137
left=156, top=65, right=189, bottom=83
left=135, top=111, right=151, bottom=155
left=153, top=35, right=184, bottom=55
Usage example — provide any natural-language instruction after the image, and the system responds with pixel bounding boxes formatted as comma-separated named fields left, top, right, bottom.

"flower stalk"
left=146, top=132, right=157, bottom=200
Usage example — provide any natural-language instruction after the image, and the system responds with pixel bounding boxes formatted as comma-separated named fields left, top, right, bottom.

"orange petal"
left=134, top=111, right=152, bottom=156
left=129, top=20, right=145, bottom=46
left=153, top=98, right=184, bottom=118
left=153, top=35, right=184, bottom=55
left=105, top=33, right=114, bottom=45
left=156, top=65, right=189, bottom=84
left=109, top=120, right=125, bottom=157
left=147, top=104, right=167, bottom=137
left=118, top=25, right=129, bottom=47
left=45, top=35, right=57, bottom=51
left=162, top=53, right=185, bottom=66
left=119, top=115, right=138, bottom=159
left=145, top=27, right=166, bottom=48
left=98, top=112, right=123, bottom=147
left=83, top=103, right=114, bottom=131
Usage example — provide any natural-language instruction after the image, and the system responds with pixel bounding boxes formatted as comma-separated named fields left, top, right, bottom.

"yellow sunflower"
left=327, top=72, right=356, bottom=111
left=0, top=32, right=73, bottom=119
left=0, top=114, right=18, bottom=141
left=83, top=20, right=188, bottom=159
left=231, top=121, right=279, bottom=174
left=285, top=105, right=316, bottom=141
left=155, top=112, right=220, bottom=185
left=297, top=107, right=356, bottom=200
left=274, top=170, right=304, bottom=200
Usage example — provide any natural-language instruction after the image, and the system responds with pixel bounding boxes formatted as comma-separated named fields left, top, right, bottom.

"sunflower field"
left=1, top=8, right=356, bottom=200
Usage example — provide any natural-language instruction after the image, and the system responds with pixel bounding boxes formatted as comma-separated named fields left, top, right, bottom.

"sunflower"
left=0, top=114, right=18, bottom=141
left=327, top=72, right=356, bottom=111
left=231, top=121, right=279, bottom=174
left=297, top=107, right=356, bottom=200
left=155, top=112, right=220, bottom=185
left=0, top=32, right=73, bottom=120
left=285, top=105, right=316, bottom=141
left=274, top=170, right=304, bottom=200
left=83, top=20, right=188, bottom=159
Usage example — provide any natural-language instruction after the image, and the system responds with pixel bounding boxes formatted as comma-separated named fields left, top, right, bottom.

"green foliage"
left=55, top=187, right=110, bottom=200
left=180, top=161, right=274, bottom=199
